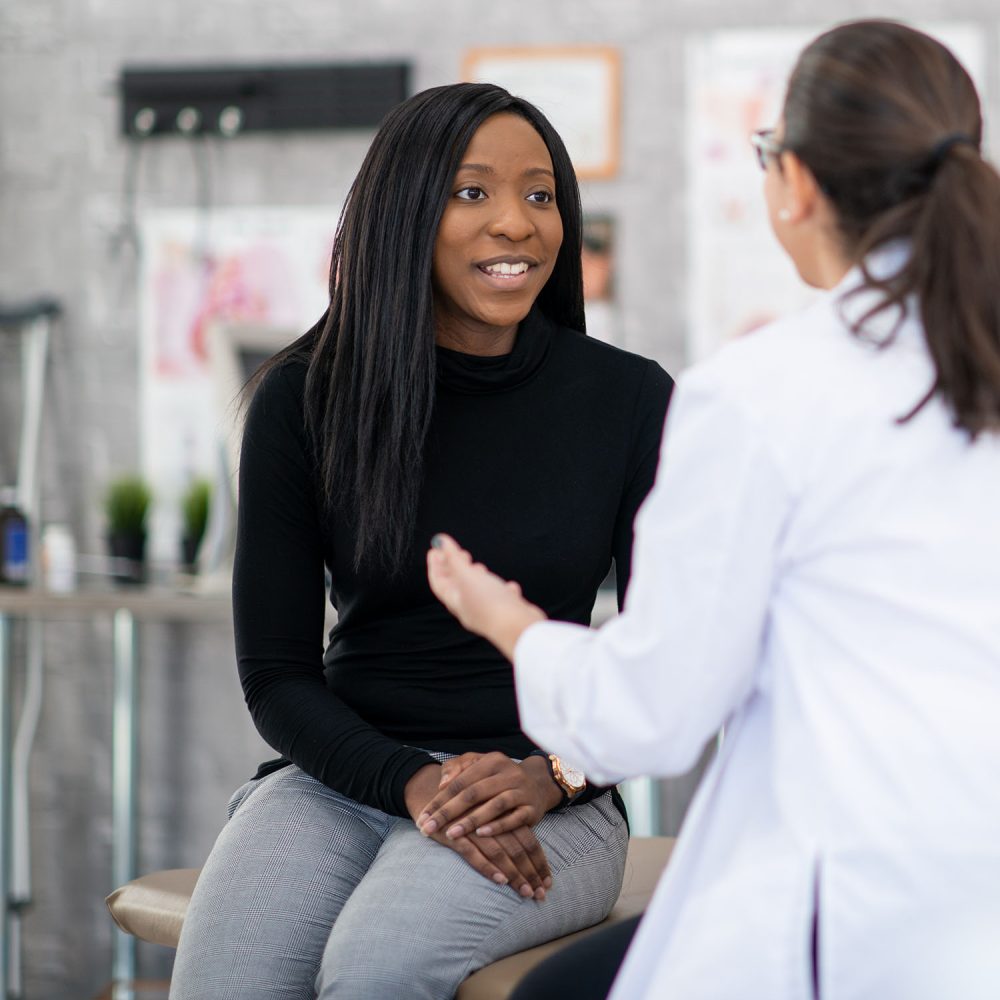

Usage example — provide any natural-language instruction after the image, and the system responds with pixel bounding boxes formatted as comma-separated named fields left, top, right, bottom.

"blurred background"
left=0, top=0, right=997, bottom=995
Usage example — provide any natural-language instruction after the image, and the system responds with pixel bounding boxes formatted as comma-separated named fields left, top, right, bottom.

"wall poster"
left=139, top=208, right=337, bottom=564
left=685, top=24, right=987, bottom=365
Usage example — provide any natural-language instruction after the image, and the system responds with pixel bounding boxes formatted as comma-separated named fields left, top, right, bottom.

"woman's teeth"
left=481, top=261, right=530, bottom=276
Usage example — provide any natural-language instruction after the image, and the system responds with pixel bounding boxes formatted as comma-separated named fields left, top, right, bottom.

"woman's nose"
left=486, top=196, right=535, bottom=241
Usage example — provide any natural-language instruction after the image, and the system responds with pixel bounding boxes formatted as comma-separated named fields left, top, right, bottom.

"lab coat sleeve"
left=514, top=365, right=795, bottom=783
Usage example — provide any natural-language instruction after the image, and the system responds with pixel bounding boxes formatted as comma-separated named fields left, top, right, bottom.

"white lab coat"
left=514, top=258, right=1000, bottom=999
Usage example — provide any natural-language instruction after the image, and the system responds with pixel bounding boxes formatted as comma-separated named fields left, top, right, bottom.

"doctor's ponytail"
left=782, top=19, right=1000, bottom=438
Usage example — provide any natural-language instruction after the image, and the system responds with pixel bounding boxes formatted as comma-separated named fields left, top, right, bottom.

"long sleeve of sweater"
left=233, top=366, right=436, bottom=817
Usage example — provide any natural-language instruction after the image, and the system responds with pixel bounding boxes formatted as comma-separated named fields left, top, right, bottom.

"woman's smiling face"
left=432, top=112, right=564, bottom=353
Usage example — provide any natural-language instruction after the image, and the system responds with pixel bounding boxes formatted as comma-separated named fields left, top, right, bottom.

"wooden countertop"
left=0, top=584, right=231, bottom=621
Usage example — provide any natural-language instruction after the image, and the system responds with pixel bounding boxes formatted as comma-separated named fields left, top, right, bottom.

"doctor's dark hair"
left=253, top=83, right=584, bottom=575
left=781, top=19, right=1000, bottom=436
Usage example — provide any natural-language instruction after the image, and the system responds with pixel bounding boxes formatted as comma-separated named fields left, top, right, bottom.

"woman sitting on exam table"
left=169, top=81, right=672, bottom=1000
left=423, top=19, right=1000, bottom=1000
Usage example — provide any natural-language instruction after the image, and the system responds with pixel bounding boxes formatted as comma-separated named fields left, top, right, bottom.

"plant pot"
left=180, top=534, right=201, bottom=574
left=108, top=531, right=147, bottom=585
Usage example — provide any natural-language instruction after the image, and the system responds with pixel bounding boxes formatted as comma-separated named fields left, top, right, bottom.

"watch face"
left=551, top=756, right=586, bottom=792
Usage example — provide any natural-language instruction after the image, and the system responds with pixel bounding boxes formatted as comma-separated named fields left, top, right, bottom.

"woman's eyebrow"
left=456, top=163, right=555, bottom=179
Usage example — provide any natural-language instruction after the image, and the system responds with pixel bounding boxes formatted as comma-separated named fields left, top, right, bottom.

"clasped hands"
left=405, top=752, right=563, bottom=901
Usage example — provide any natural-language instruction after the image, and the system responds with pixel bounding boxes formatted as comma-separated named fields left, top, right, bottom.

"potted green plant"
left=179, top=478, right=212, bottom=572
left=104, top=475, right=152, bottom=584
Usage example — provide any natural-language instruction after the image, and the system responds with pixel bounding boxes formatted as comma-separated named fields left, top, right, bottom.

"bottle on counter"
left=0, top=487, right=30, bottom=585
left=41, top=523, right=77, bottom=592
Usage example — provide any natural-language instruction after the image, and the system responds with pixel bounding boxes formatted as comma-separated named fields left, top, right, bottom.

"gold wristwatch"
left=545, top=754, right=587, bottom=803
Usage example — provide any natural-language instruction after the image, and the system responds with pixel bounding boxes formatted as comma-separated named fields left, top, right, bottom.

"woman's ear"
left=778, top=151, right=823, bottom=225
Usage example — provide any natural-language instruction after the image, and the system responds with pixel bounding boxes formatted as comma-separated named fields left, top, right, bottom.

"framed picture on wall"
left=582, top=213, right=619, bottom=346
left=462, top=46, right=620, bottom=179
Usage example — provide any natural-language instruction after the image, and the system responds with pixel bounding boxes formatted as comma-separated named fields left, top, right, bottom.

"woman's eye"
left=455, top=186, right=486, bottom=201
left=527, top=190, right=554, bottom=204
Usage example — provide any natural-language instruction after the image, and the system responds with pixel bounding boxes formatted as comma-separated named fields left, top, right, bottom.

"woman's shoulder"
left=548, top=323, right=673, bottom=396
left=242, top=353, right=311, bottom=451
left=248, top=353, right=309, bottom=412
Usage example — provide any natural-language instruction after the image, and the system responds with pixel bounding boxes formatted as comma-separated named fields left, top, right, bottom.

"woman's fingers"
left=435, top=827, right=552, bottom=900
left=493, top=828, right=550, bottom=899
left=420, top=774, right=515, bottom=836
left=438, top=751, right=481, bottom=787
left=444, top=834, right=512, bottom=887
left=473, top=830, right=549, bottom=900
left=508, top=825, right=553, bottom=892
left=471, top=805, right=534, bottom=838
left=419, top=753, right=504, bottom=826
left=442, top=784, right=514, bottom=837
left=471, top=834, right=535, bottom=896
left=418, top=752, right=540, bottom=837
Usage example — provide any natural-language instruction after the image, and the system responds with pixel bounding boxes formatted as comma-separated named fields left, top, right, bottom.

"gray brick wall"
left=2, top=1, right=998, bottom=995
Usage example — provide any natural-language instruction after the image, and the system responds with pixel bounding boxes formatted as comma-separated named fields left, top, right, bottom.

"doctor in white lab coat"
left=422, top=19, right=1000, bottom=1000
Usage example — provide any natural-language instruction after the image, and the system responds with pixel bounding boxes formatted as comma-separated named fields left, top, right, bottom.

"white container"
left=41, top=524, right=77, bottom=593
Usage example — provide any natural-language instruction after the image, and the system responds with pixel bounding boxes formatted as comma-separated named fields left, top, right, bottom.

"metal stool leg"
left=111, top=610, right=138, bottom=1000
left=0, top=613, right=13, bottom=1000
left=1, top=300, right=62, bottom=998
left=620, top=776, right=662, bottom=836
left=7, top=617, right=43, bottom=1000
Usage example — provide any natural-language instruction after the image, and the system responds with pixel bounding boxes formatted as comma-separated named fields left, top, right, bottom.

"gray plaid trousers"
left=169, top=762, right=628, bottom=999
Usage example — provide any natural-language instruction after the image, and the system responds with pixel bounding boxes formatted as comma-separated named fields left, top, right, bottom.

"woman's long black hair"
left=252, top=83, right=585, bottom=576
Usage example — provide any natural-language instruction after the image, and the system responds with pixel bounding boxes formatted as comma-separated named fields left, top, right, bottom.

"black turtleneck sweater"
left=233, top=310, right=673, bottom=817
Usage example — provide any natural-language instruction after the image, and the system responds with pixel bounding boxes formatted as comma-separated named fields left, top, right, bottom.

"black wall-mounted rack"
left=119, top=62, right=410, bottom=137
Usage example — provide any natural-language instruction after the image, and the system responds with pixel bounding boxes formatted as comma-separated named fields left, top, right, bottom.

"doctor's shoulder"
left=680, top=295, right=864, bottom=424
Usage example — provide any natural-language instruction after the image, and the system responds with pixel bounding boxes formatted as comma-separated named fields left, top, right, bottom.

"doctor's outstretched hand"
left=427, top=534, right=547, bottom=661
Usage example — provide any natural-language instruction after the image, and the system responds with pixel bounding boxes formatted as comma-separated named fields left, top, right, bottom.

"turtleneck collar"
left=435, top=307, right=555, bottom=395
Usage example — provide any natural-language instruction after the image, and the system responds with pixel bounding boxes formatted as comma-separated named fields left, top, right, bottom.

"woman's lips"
left=475, top=261, right=536, bottom=289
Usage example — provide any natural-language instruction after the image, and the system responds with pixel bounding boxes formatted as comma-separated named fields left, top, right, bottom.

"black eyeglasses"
left=750, top=128, right=783, bottom=170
